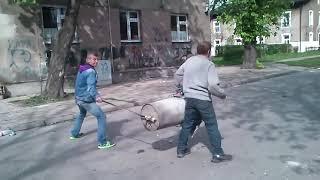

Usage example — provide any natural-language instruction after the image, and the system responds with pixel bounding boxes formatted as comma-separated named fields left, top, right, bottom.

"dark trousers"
left=177, top=98, right=224, bottom=155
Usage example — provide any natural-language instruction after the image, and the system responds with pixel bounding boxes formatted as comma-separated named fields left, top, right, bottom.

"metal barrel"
left=140, top=97, right=185, bottom=131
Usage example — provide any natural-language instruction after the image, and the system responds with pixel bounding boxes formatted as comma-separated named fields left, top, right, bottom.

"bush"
left=222, top=45, right=244, bottom=61
left=215, top=46, right=224, bottom=57
left=215, top=44, right=292, bottom=62
left=262, top=44, right=292, bottom=55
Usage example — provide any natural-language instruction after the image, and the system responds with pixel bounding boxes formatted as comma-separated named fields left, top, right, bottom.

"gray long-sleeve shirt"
left=174, top=55, right=225, bottom=101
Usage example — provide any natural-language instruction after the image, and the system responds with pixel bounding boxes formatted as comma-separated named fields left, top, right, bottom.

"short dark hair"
left=197, top=41, right=211, bottom=55
left=87, top=52, right=99, bottom=58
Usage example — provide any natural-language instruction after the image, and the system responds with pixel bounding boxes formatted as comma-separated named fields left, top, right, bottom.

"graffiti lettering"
left=7, top=39, right=33, bottom=69
left=119, top=44, right=192, bottom=70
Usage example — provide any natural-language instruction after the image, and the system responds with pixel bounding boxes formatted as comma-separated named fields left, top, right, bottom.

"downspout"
left=107, top=0, right=114, bottom=72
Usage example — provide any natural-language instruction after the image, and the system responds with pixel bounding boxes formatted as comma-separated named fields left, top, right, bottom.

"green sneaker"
left=69, top=133, right=84, bottom=140
left=98, top=141, right=116, bottom=149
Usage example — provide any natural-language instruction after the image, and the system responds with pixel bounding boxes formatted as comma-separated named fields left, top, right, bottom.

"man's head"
left=86, top=52, right=99, bottom=67
left=197, top=41, right=211, bottom=57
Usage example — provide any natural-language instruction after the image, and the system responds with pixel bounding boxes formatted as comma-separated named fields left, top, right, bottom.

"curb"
left=8, top=70, right=299, bottom=132
left=221, top=70, right=298, bottom=88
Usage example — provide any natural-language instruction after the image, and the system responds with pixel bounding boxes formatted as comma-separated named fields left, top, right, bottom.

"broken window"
left=171, top=14, right=189, bottom=42
left=120, top=10, right=141, bottom=42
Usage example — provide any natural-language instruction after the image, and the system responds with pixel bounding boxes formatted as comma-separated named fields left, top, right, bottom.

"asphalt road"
left=1, top=70, right=320, bottom=180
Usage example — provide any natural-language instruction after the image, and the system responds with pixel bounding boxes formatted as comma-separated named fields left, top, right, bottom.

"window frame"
left=41, top=5, right=79, bottom=44
left=309, top=32, right=314, bottom=42
left=214, top=39, right=221, bottom=46
left=213, top=20, right=221, bottom=33
left=256, top=36, right=266, bottom=44
left=120, top=10, right=141, bottom=43
left=318, top=11, right=320, bottom=26
left=309, top=10, right=314, bottom=26
left=234, top=37, right=242, bottom=45
left=171, top=14, right=189, bottom=42
left=281, top=33, right=291, bottom=44
left=281, top=11, right=291, bottom=28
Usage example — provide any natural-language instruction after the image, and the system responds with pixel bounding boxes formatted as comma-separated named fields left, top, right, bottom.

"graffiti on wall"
left=152, top=27, right=169, bottom=42
left=79, top=44, right=192, bottom=72
left=119, top=44, right=192, bottom=70
left=7, top=38, right=36, bottom=79
left=96, top=60, right=112, bottom=85
left=125, top=45, right=161, bottom=69
left=173, top=46, right=192, bottom=62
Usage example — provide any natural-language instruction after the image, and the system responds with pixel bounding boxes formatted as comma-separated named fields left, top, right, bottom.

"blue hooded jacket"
left=75, top=64, right=98, bottom=103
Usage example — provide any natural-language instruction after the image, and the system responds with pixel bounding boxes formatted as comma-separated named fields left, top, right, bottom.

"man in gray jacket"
left=175, top=41, right=232, bottom=163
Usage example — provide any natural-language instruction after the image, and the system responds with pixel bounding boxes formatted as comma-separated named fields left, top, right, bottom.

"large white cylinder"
left=140, top=97, right=186, bottom=131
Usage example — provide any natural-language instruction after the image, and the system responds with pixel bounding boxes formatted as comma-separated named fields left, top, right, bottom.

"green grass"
left=279, top=57, right=320, bottom=68
left=258, top=50, right=320, bottom=62
left=212, top=50, right=320, bottom=67
left=12, top=94, right=74, bottom=107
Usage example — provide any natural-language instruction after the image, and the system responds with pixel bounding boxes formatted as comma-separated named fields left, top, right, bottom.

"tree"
left=10, top=0, right=82, bottom=98
left=210, top=0, right=293, bottom=68
left=45, top=0, right=82, bottom=97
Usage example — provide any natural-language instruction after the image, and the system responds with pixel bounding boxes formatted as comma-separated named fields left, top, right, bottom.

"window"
left=215, top=39, right=221, bottom=46
left=171, top=14, right=189, bottom=42
left=42, top=6, right=78, bottom=44
left=309, top=32, right=313, bottom=42
left=256, top=36, right=265, bottom=44
left=282, top=33, right=291, bottom=44
left=309, top=10, right=313, bottom=26
left=318, top=0, right=320, bottom=5
left=234, top=38, right=242, bottom=45
left=213, top=21, right=221, bottom=33
left=120, top=11, right=141, bottom=42
left=319, top=11, right=320, bottom=25
left=281, top=11, right=291, bottom=28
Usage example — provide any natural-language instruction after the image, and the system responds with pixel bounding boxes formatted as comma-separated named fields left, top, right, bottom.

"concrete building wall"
left=76, top=0, right=210, bottom=82
left=0, top=0, right=46, bottom=85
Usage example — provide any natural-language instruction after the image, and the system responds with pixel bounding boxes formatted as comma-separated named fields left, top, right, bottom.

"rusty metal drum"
left=140, top=97, right=186, bottom=131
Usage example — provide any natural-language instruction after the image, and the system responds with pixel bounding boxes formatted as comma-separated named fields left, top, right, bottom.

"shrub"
left=264, top=44, right=292, bottom=55
left=222, top=45, right=244, bottom=61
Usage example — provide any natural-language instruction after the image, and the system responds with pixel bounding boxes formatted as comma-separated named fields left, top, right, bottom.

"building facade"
left=0, top=0, right=210, bottom=96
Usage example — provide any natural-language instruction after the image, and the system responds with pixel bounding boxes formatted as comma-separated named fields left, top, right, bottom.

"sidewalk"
left=0, top=64, right=307, bottom=131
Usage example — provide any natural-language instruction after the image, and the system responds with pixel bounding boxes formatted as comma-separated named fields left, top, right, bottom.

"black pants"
left=177, top=98, right=224, bottom=155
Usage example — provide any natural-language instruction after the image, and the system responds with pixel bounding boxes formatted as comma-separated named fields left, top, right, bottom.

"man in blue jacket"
left=70, top=52, right=115, bottom=149
left=175, top=41, right=232, bottom=163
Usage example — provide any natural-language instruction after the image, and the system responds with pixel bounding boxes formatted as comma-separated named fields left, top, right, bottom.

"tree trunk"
left=242, top=44, right=257, bottom=69
left=45, top=0, right=81, bottom=98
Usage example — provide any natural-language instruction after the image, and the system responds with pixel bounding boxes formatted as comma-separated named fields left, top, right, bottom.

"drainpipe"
left=299, top=5, right=302, bottom=52
left=107, top=0, right=115, bottom=72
